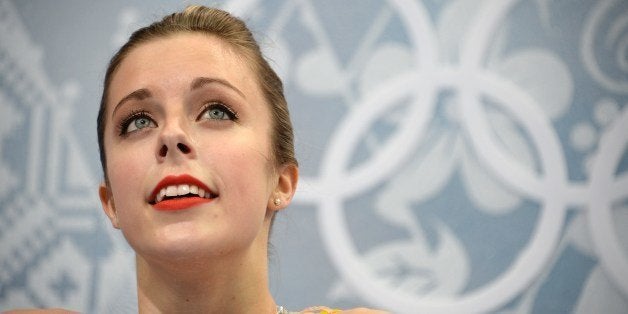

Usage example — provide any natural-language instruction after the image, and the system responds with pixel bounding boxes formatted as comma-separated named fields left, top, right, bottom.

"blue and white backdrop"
left=1, top=0, right=627, bottom=313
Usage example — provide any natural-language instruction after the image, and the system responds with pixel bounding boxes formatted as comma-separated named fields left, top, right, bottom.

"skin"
left=97, top=32, right=387, bottom=314
left=98, top=33, right=298, bottom=313
left=9, top=31, right=387, bottom=314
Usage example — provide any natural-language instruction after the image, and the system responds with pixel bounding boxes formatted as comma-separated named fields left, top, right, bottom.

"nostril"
left=177, top=143, right=191, bottom=154
left=159, top=145, right=168, bottom=157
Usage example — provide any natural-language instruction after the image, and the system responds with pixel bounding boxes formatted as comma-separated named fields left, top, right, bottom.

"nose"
left=158, top=142, right=191, bottom=157
left=156, top=119, right=196, bottom=162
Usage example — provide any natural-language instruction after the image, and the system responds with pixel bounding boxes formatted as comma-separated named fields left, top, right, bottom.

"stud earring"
left=273, top=198, right=282, bottom=206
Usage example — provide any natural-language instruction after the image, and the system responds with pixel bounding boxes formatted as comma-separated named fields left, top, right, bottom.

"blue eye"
left=199, top=103, right=237, bottom=121
left=129, top=116, right=154, bottom=131
left=119, top=111, right=156, bottom=135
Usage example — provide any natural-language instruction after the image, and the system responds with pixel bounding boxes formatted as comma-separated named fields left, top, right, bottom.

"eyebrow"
left=111, top=88, right=152, bottom=118
left=190, top=77, right=246, bottom=99
left=111, top=77, right=245, bottom=118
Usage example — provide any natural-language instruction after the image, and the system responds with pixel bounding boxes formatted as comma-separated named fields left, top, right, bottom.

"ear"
left=99, top=181, right=120, bottom=229
left=268, top=163, right=299, bottom=211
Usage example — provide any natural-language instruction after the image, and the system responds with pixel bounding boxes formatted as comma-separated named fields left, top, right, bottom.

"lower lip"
left=152, top=197, right=213, bottom=211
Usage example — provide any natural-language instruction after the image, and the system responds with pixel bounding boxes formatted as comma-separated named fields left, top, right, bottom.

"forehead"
left=108, top=32, right=263, bottom=109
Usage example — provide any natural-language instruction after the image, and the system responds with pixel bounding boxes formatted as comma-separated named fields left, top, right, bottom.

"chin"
left=134, top=227, right=244, bottom=262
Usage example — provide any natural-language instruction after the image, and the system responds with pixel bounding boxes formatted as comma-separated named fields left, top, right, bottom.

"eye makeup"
left=197, top=102, right=239, bottom=122
left=117, top=109, right=157, bottom=137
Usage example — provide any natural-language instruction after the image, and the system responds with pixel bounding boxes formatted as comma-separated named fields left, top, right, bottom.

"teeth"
left=166, top=186, right=178, bottom=197
left=156, top=188, right=166, bottom=203
left=177, top=184, right=189, bottom=195
left=153, top=184, right=212, bottom=203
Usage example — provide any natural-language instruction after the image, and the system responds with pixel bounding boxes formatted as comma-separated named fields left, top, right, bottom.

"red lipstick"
left=149, top=174, right=216, bottom=211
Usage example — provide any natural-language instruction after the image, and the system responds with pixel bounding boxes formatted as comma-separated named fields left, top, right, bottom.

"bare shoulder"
left=301, top=306, right=390, bottom=313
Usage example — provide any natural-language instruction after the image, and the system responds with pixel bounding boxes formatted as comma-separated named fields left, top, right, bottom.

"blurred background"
left=0, top=0, right=627, bottom=312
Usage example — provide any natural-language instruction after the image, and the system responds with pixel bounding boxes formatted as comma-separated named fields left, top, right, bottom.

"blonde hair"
left=97, top=5, right=297, bottom=176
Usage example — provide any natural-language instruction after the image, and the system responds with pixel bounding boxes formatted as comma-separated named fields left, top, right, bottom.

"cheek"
left=206, top=133, right=275, bottom=207
left=105, top=142, right=152, bottom=215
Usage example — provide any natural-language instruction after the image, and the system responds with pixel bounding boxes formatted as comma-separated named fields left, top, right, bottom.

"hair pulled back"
left=97, top=5, right=296, bottom=177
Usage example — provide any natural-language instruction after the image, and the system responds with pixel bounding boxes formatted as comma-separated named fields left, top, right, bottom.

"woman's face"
left=100, top=33, right=285, bottom=261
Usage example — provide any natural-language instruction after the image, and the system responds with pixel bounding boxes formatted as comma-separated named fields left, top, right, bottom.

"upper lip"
left=148, top=174, right=216, bottom=204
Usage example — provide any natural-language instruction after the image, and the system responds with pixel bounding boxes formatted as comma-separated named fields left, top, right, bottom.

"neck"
left=135, top=242, right=276, bottom=313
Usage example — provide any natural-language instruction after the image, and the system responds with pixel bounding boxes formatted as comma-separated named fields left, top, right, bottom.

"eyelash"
left=116, top=103, right=238, bottom=137
left=198, top=102, right=239, bottom=121
left=117, top=109, right=155, bottom=136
